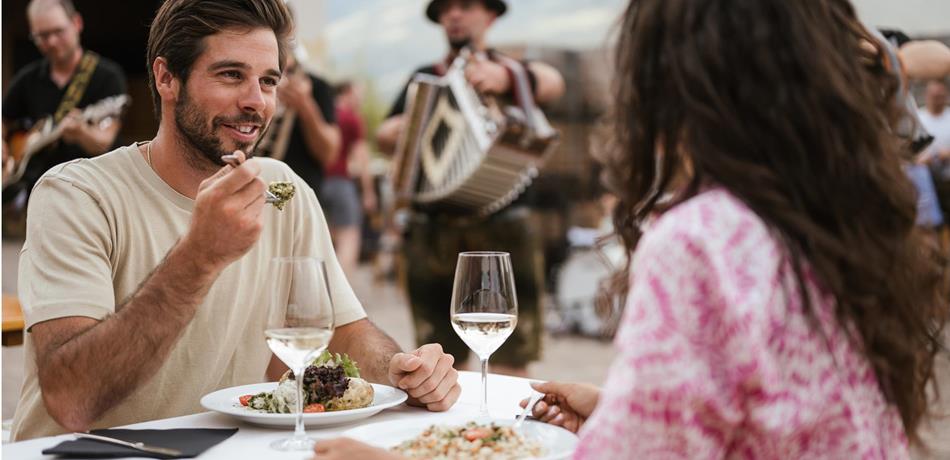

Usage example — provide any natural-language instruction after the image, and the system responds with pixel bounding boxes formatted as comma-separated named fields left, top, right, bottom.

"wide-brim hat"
left=426, top=0, right=507, bottom=23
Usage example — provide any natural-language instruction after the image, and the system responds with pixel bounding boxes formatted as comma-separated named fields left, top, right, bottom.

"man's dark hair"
left=334, top=81, right=353, bottom=98
left=146, top=0, right=294, bottom=120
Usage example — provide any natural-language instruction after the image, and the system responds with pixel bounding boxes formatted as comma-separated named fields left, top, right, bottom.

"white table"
left=3, top=371, right=537, bottom=459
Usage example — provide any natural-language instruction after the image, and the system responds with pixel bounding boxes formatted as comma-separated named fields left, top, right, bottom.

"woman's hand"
left=312, top=437, right=404, bottom=460
left=520, top=381, right=601, bottom=433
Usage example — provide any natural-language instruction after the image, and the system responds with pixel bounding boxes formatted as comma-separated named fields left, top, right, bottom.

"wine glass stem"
left=293, top=368, right=306, bottom=440
left=480, top=357, right=489, bottom=418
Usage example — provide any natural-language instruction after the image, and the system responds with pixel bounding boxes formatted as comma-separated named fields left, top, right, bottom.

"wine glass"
left=265, top=257, right=335, bottom=451
left=450, top=251, right=518, bottom=419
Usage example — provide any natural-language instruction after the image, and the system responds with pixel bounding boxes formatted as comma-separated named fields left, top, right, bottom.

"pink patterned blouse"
left=575, top=189, right=909, bottom=459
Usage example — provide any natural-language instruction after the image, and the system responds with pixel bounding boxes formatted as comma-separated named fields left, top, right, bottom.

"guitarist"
left=2, top=0, right=126, bottom=223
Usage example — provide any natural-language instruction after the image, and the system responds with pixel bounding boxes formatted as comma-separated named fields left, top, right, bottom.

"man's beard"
left=49, top=43, right=80, bottom=67
left=448, top=36, right=471, bottom=52
left=173, top=85, right=264, bottom=168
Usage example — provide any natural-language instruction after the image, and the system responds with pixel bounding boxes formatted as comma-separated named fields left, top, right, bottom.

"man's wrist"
left=170, top=236, right=223, bottom=279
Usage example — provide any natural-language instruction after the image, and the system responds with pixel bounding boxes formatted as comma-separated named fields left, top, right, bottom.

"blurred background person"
left=321, top=81, right=376, bottom=278
left=2, top=0, right=127, bottom=236
left=267, top=52, right=340, bottom=196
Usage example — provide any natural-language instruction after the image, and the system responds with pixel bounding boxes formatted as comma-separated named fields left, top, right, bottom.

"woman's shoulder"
left=631, top=188, right=791, bottom=328
left=642, top=188, right=773, bottom=259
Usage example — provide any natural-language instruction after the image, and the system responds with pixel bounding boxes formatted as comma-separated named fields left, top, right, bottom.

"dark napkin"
left=42, top=428, right=239, bottom=459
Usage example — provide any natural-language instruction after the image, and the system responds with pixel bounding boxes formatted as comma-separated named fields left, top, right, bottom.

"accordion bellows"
left=391, top=53, right=559, bottom=216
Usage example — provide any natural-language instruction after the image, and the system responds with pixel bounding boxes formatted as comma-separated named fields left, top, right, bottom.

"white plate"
left=200, top=382, right=408, bottom=427
left=343, top=417, right=579, bottom=459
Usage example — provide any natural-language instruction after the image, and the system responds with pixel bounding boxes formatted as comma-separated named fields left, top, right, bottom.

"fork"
left=221, top=154, right=280, bottom=204
left=513, top=391, right=544, bottom=430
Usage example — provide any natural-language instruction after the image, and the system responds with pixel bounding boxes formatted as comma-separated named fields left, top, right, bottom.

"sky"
left=290, top=0, right=950, bottom=103
left=293, top=0, right=627, bottom=102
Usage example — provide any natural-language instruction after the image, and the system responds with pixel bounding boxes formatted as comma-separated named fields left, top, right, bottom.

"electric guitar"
left=4, top=94, right=130, bottom=190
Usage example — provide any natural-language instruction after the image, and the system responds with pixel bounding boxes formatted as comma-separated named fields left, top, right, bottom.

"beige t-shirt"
left=11, top=144, right=367, bottom=440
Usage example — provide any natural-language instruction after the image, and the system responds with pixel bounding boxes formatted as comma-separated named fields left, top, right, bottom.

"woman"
left=312, top=0, right=947, bottom=458
left=320, top=81, right=375, bottom=278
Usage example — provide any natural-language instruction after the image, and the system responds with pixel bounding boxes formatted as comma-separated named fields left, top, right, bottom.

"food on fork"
left=240, top=351, right=373, bottom=413
left=218, top=153, right=296, bottom=211
left=267, top=181, right=296, bottom=210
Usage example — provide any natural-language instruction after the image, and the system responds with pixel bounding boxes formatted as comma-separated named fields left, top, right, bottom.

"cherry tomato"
left=463, top=427, right=491, bottom=441
left=303, top=403, right=326, bottom=413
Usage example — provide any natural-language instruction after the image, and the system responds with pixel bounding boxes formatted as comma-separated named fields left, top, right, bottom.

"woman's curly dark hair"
left=598, top=0, right=948, bottom=442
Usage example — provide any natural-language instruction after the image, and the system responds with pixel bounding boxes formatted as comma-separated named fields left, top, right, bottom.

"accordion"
left=390, top=52, right=558, bottom=216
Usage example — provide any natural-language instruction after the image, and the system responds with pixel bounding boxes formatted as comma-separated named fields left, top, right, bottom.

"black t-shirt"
left=2, top=54, right=127, bottom=197
left=281, top=73, right=336, bottom=191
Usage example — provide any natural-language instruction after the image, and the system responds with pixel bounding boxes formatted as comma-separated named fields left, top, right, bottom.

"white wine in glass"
left=451, top=313, right=517, bottom=357
left=265, top=257, right=335, bottom=451
left=450, top=251, right=518, bottom=419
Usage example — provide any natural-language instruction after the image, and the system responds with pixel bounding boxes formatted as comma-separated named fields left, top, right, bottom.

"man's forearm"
left=37, top=239, right=220, bottom=430
left=376, top=116, right=404, bottom=156
left=527, top=62, right=565, bottom=104
left=296, top=99, right=341, bottom=168
left=328, top=319, right=401, bottom=384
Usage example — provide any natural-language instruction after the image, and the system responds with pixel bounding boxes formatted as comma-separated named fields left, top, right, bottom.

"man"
left=376, top=0, right=565, bottom=376
left=274, top=53, right=341, bottom=194
left=11, top=0, right=458, bottom=441
left=2, top=0, right=126, bottom=206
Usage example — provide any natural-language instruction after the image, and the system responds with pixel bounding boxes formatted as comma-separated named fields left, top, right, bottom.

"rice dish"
left=393, top=422, right=545, bottom=459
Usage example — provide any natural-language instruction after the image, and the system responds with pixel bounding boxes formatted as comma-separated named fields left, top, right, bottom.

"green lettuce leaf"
left=311, top=350, right=361, bottom=378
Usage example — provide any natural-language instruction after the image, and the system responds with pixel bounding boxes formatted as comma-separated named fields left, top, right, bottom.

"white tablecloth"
left=2, top=371, right=538, bottom=459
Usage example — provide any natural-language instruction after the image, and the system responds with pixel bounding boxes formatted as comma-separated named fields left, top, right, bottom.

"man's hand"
left=59, top=109, right=86, bottom=144
left=519, top=381, right=602, bottom=434
left=388, top=343, right=460, bottom=411
left=181, top=150, right=266, bottom=270
left=278, top=72, right=314, bottom=112
left=464, top=57, right=511, bottom=95
left=312, top=437, right=403, bottom=460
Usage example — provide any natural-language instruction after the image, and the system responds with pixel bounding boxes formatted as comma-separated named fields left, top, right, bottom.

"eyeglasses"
left=30, top=27, right=67, bottom=44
